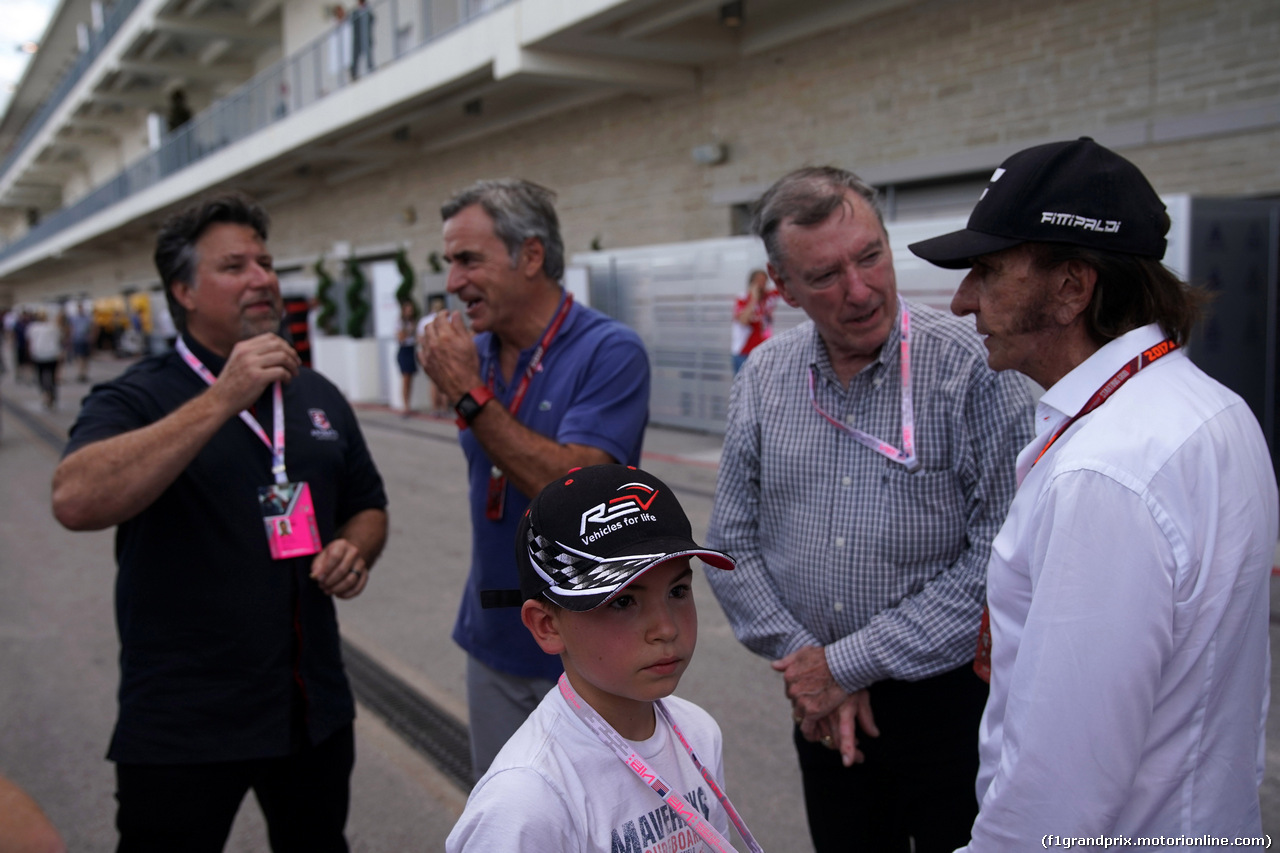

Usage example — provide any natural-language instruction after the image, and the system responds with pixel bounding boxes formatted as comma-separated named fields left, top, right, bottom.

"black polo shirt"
left=65, top=333, right=387, bottom=765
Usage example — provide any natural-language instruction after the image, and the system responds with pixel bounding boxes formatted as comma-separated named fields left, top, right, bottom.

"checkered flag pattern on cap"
left=528, top=530, right=672, bottom=601
left=500, top=464, right=735, bottom=612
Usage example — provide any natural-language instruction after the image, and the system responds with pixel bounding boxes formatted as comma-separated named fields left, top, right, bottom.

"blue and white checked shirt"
left=706, top=299, right=1033, bottom=693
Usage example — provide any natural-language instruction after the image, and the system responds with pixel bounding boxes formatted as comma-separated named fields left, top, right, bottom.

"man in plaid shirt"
left=706, top=167, right=1033, bottom=853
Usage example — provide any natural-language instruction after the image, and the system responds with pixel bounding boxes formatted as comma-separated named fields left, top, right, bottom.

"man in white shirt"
left=909, top=137, right=1278, bottom=850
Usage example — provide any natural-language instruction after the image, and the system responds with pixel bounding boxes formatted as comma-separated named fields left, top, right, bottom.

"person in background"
left=349, top=0, right=374, bottom=80
left=730, top=268, right=778, bottom=374
left=418, top=178, right=650, bottom=780
left=166, top=89, right=191, bottom=133
left=26, top=311, right=62, bottom=410
left=14, top=310, right=32, bottom=385
left=417, top=295, right=450, bottom=415
left=67, top=303, right=94, bottom=383
left=909, top=137, right=1278, bottom=850
left=396, top=298, right=419, bottom=416
left=706, top=166, right=1033, bottom=853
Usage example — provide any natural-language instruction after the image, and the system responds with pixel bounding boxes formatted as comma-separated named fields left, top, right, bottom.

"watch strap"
left=454, top=385, right=495, bottom=428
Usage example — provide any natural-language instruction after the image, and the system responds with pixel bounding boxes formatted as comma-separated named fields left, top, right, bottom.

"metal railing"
left=0, top=0, right=510, bottom=265
left=0, top=0, right=143, bottom=186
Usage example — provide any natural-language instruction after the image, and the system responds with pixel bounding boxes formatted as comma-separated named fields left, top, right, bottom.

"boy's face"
left=547, top=558, right=698, bottom=731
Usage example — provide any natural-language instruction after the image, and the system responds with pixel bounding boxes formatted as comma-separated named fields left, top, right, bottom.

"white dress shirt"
left=963, top=324, right=1278, bottom=851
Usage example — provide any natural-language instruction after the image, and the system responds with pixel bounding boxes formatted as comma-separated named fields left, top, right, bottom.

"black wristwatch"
left=454, top=386, right=495, bottom=427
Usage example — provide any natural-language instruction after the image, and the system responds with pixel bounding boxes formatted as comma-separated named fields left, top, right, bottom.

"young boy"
left=446, top=464, right=754, bottom=852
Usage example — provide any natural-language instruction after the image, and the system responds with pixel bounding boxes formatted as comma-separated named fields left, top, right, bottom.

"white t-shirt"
left=27, top=320, right=62, bottom=362
left=447, top=687, right=730, bottom=852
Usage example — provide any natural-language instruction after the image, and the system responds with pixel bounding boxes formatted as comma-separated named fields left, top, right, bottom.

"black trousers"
left=794, top=664, right=988, bottom=853
left=115, top=724, right=354, bottom=853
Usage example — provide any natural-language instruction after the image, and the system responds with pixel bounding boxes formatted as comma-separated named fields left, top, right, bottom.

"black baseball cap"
left=908, top=137, right=1169, bottom=269
left=480, top=464, right=735, bottom=612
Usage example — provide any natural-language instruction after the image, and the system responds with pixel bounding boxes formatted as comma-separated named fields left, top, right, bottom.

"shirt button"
left=833, top=601, right=844, bottom=612
left=845, top=414, right=856, bottom=424
left=834, top=536, right=845, bottom=547
left=841, top=476, right=852, bottom=486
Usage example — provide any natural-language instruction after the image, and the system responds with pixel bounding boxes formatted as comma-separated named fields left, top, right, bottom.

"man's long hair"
left=1029, top=242, right=1210, bottom=346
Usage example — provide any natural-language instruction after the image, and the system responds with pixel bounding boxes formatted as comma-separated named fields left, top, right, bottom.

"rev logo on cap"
left=481, top=464, right=735, bottom=612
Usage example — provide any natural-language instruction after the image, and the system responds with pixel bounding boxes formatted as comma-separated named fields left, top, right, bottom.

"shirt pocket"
left=878, top=467, right=966, bottom=568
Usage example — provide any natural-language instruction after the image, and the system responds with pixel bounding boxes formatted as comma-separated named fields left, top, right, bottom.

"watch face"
left=456, top=392, right=481, bottom=423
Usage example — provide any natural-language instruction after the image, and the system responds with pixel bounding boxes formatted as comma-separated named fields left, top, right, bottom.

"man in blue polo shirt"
left=419, top=178, right=650, bottom=779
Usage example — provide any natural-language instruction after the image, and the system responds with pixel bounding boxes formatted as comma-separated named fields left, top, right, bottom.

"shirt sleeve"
left=445, top=768, right=580, bottom=852
left=554, top=332, right=650, bottom=465
left=961, top=471, right=1175, bottom=851
left=826, top=366, right=1033, bottom=691
left=64, top=377, right=157, bottom=456
left=705, top=365, right=823, bottom=659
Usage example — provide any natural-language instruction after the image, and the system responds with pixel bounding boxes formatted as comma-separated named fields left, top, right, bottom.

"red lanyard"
left=807, top=299, right=920, bottom=472
left=1032, top=338, right=1178, bottom=467
left=177, top=338, right=288, bottom=485
left=557, top=674, right=764, bottom=853
left=483, top=294, right=574, bottom=520
left=974, top=336, right=1179, bottom=683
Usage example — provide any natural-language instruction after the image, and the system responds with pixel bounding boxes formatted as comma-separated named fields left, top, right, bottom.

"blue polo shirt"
left=453, top=298, right=650, bottom=679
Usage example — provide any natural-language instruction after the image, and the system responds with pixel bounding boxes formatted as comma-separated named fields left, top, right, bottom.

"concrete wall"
left=11, top=0, right=1280, bottom=303
left=283, top=0, right=343, bottom=57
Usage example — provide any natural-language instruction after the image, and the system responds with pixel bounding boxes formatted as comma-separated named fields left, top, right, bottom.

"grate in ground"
left=342, top=638, right=473, bottom=790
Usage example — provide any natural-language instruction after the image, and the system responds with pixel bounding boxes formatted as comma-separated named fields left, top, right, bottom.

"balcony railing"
left=0, top=0, right=510, bottom=266
left=0, top=0, right=144, bottom=186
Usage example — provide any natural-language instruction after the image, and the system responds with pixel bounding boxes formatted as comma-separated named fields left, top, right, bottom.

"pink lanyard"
left=557, top=674, right=764, bottom=853
left=807, top=298, right=920, bottom=473
left=176, top=338, right=288, bottom=485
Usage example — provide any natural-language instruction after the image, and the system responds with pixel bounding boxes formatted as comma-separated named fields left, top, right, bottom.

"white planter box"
left=311, top=336, right=384, bottom=403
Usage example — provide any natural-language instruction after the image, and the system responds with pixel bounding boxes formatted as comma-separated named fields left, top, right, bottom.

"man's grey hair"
left=441, top=179, right=565, bottom=281
left=752, top=167, right=885, bottom=275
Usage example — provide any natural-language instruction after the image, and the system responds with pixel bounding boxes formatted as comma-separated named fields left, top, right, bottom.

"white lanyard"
left=557, top=674, right=765, bottom=853
left=176, top=338, right=288, bottom=485
left=807, top=298, right=920, bottom=472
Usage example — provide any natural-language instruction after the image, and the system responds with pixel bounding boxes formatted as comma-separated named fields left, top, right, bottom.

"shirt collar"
left=807, top=298, right=903, bottom=389
left=1036, top=322, right=1168, bottom=430
left=480, top=290, right=576, bottom=383
left=180, top=331, right=227, bottom=376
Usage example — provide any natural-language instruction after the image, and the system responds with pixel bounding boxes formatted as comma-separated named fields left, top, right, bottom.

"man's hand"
left=208, top=333, right=300, bottom=415
left=310, top=538, right=370, bottom=599
left=773, top=645, right=848, bottom=725
left=809, top=691, right=879, bottom=767
left=417, top=310, right=480, bottom=404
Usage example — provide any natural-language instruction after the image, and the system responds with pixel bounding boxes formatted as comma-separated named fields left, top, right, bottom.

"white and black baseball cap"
left=908, top=137, right=1169, bottom=269
left=481, top=464, right=735, bottom=612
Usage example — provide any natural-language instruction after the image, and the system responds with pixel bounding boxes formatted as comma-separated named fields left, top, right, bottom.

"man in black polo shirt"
left=52, top=193, right=388, bottom=852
